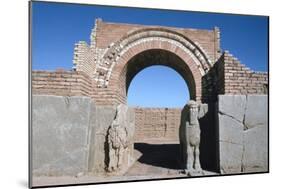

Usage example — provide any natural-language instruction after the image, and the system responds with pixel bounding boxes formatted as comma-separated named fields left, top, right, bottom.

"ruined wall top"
left=91, top=18, right=221, bottom=63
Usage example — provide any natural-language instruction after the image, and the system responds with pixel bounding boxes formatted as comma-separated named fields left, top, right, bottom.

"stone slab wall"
left=217, top=95, right=268, bottom=174
left=88, top=105, right=135, bottom=175
left=32, top=95, right=135, bottom=176
left=32, top=95, right=94, bottom=176
left=134, top=108, right=181, bottom=142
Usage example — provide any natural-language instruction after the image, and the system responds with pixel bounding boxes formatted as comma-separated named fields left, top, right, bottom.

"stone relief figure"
left=106, top=104, right=129, bottom=173
left=179, top=100, right=204, bottom=176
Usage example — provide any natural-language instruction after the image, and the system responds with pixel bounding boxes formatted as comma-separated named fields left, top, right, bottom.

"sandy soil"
left=32, top=141, right=218, bottom=187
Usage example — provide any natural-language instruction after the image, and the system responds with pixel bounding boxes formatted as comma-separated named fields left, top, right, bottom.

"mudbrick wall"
left=202, top=51, right=268, bottom=102
left=134, top=107, right=181, bottom=142
left=71, top=19, right=221, bottom=105
left=32, top=51, right=268, bottom=104
left=32, top=71, right=92, bottom=97
left=33, top=20, right=268, bottom=104
left=223, top=51, right=268, bottom=94
left=94, top=19, right=221, bottom=63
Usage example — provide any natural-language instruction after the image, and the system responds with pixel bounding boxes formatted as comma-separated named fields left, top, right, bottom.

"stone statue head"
left=187, top=100, right=199, bottom=125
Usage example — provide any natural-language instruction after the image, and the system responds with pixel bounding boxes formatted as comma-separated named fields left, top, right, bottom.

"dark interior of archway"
left=120, top=49, right=218, bottom=175
left=123, top=49, right=196, bottom=100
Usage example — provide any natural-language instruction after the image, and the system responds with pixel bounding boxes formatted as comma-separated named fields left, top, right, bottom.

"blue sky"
left=32, top=1, right=268, bottom=107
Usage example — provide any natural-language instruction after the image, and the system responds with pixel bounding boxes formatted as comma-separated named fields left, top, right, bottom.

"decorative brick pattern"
left=95, top=20, right=220, bottom=63
left=32, top=20, right=268, bottom=106
left=74, top=19, right=218, bottom=105
left=134, top=107, right=181, bottom=142
left=95, top=28, right=213, bottom=88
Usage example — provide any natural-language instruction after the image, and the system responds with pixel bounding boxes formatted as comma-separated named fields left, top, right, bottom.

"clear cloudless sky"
left=32, top=1, right=268, bottom=108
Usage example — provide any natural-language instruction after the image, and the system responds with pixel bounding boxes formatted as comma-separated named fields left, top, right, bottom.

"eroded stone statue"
left=106, top=104, right=129, bottom=173
left=179, top=100, right=204, bottom=176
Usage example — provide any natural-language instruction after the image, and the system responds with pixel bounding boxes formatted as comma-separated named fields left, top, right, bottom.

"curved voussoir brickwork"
left=106, top=38, right=204, bottom=105
left=94, top=28, right=212, bottom=91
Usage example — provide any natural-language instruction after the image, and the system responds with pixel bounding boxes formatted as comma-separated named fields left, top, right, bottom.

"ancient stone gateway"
left=73, top=19, right=218, bottom=104
left=32, top=19, right=268, bottom=182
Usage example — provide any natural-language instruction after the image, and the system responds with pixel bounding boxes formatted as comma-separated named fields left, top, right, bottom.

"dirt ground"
left=33, top=140, right=217, bottom=187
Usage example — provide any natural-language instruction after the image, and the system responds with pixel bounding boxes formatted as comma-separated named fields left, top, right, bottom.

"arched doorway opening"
left=100, top=30, right=217, bottom=175
left=117, top=49, right=195, bottom=176
left=118, top=49, right=197, bottom=104
left=127, top=65, right=190, bottom=108
left=126, top=65, right=190, bottom=175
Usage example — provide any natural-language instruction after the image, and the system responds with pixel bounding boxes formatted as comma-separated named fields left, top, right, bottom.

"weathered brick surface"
left=202, top=52, right=268, bottom=102
left=95, top=19, right=220, bottom=63
left=223, top=52, right=268, bottom=95
left=32, top=20, right=267, bottom=105
left=73, top=41, right=96, bottom=78
left=32, top=70, right=92, bottom=97
left=134, top=107, right=181, bottom=142
left=202, top=54, right=225, bottom=102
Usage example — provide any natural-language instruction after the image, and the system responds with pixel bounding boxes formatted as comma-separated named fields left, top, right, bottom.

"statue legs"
left=194, top=146, right=202, bottom=170
left=108, top=147, right=117, bottom=172
left=187, top=145, right=194, bottom=171
left=117, top=147, right=124, bottom=169
left=184, top=145, right=204, bottom=176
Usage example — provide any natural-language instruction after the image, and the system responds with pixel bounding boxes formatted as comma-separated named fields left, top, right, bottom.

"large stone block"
left=88, top=106, right=116, bottom=174
left=219, top=142, right=243, bottom=174
left=243, top=125, right=268, bottom=172
left=219, top=114, right=243, bottom=145
left=88, top=105, right=135, bottom=175
left=244, top=95, right=268, bottom=130
left=218, top=95, right=268, bottom=174
left=32, top=95, right=94, bottom=176
left=218, top=95, right=246, bottom=122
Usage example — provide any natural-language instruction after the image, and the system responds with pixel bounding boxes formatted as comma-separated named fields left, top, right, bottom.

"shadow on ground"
left=134, top=141, right=219, bottom=173
left=134, top=143, right=181, bottom=170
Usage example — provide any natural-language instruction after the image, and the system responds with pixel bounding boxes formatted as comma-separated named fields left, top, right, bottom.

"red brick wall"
left=33, top=21, right=267, bottom=104
left=95, top=20, right=220, bottom=63
left=32, top=71, right=92, bottom=97
left=134, top=107, right=181, bottom=142
left=103, top=39, right=203, bottom=105
left=202, top=54, right=225, bottom=102
left=202, top=51, right=268, bottom=102
left=223, top=52, right=268, bottom=94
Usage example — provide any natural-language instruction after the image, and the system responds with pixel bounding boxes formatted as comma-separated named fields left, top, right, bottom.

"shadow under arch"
left=115, top=49, right=218, bottom=174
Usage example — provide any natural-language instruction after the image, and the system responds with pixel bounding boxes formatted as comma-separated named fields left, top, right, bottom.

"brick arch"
left=94, top=28, right=212, bottom=89
left=107, top=39, right=203, bottom=104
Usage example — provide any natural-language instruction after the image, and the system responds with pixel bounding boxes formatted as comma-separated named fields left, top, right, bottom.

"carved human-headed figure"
left=107, top=105, right=128, bottom=173
left=179, top=100, right=203, bottom=175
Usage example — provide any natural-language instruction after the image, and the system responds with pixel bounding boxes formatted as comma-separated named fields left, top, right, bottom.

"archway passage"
left=117, top=49, right=193, bottom=176
left=101, top=33, right=206, bottom=105
left=101, top=34, right=215, bottom=176
left=117, top=49, right=198, bottom=104
left=127, top=65, right=190, bottom=108
left=125, top=65, right=189, bottom=176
